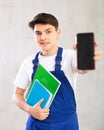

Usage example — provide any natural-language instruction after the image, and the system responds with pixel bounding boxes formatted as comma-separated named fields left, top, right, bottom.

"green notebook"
left=25, top=64, right=61, bottom=108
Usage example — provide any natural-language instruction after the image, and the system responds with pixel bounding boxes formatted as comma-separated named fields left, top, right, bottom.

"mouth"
left=40, top=42, right=49, bottom=45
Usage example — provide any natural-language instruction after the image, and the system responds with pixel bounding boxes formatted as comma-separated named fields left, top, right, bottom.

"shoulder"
left=22, top=54, right=37, bottom=66
left=23, top=54, right=34, bottom=63
left=19, top=53, right=38, bottom=71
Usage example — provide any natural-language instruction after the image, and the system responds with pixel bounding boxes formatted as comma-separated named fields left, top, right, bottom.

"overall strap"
left=55, top=47, right=63, bottom=71
left=31, top=52, right=40, bottom=81
left=31, top=47, right=63, bottom=80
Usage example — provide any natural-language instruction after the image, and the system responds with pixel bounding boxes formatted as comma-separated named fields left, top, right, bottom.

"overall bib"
left=25, top=47, right=79, bottom=130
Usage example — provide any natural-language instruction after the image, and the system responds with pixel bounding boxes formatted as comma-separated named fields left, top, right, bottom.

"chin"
left=41, top=46, right=50, bottom=51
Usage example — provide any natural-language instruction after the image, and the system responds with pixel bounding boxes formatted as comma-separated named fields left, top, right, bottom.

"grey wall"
left=0, top=0, right=104, bottom=130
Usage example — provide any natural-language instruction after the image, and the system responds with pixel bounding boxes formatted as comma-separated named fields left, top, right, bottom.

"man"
left=12, top=13, right=102, bottom=130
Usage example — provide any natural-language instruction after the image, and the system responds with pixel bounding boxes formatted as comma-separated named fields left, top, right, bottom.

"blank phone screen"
left=77, top=33, right=95, bottom=70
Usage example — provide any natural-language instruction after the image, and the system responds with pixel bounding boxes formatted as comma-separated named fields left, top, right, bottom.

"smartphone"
left=77, top=32, right=95, bottom=70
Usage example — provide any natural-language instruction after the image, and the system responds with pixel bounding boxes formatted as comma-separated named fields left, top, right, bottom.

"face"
left=34, top=24, right=61, bottom=53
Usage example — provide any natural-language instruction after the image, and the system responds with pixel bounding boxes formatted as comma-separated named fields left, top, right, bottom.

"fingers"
left=94, top=41, right=98, bottom=46
left=94, top=51, right=103, bottom=61
left=93, top=41, right=103, bottom=61
left=73, top=41, right=103, bottom=61
left=32, top=99, right=50, bottom=120
left=37, top=108, right=50, bottom=121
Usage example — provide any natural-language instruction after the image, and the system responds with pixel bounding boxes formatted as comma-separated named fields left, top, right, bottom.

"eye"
left=46, top=30, right=52, bottom=34
left=35, top=32, right=42, bottom=36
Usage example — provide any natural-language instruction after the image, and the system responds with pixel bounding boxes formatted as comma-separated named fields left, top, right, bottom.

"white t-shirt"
left=14, top=48, right=78, bottom=91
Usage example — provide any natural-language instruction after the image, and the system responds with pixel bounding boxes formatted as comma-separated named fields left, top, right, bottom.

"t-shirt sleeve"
left=70, top=51, right=77, bottom=72
left=13, top=59, right=30, bottom=89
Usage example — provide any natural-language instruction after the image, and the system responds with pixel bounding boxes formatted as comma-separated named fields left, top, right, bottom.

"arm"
left=12, top=87, right=50, bottom=120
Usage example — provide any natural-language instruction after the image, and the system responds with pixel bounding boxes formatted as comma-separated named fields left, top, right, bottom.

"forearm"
left=13, top=94, right=30, bottom=113
left=12, top=88, right=30, bottom=114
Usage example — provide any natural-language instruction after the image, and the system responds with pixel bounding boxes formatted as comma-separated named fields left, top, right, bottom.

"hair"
left=28, top=13, right=59, bottom=30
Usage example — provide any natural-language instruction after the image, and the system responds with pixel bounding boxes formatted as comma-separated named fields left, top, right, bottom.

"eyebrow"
left=35, top=28, right=53, bottom=33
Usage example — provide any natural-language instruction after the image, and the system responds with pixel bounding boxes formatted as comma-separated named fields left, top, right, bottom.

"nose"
left=40, top=33, right=47, bottom=40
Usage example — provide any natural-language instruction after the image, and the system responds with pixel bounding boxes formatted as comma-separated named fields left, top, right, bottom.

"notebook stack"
left=25, top=64, right=61, bottom=109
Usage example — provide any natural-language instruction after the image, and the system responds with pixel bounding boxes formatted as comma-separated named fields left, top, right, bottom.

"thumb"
left=72, top=43, right=77, bottom=50
left=36, top=99, right=44, bottom=106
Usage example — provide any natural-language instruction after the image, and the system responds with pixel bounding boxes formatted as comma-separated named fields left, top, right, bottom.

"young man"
left=12, top=13, right=102, bottom=130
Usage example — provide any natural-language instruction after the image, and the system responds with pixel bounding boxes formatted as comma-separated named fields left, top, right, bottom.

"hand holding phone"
left=77, top=32, right=95, bottom=70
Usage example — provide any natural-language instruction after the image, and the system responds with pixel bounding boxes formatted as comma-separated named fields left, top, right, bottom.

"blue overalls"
left=25, top=47, right=79, bottom=130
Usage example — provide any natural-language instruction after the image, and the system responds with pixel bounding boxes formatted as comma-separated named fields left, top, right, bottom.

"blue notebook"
left=26, top=80, right=52, bottom=108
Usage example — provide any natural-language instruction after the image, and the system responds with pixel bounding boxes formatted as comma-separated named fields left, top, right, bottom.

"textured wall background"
left=0, top=0, right=104, bottom=130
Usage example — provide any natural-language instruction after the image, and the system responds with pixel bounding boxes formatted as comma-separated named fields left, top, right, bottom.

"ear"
left=57, top=29, right=61, bottom=38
